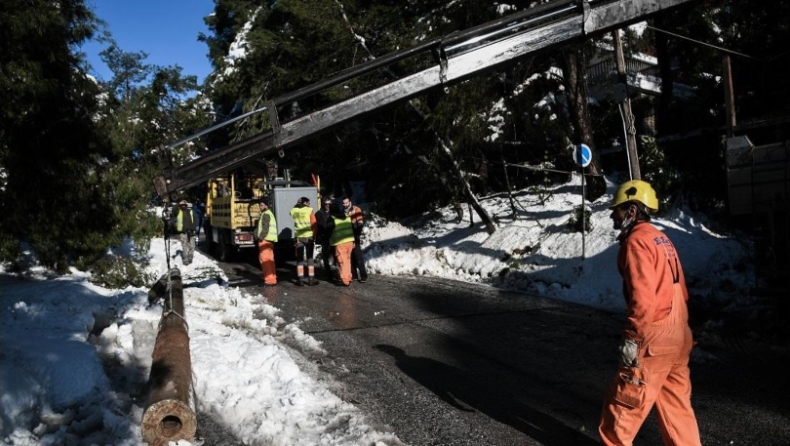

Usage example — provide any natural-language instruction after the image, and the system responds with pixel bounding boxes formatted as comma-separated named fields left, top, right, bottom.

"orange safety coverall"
left=256, top=208, right=278, bottom=285
left=599, top=222, right=701, bottom=446
left=334, top=242, right=354, bottom=285
left=258, top=240, right=277, bottom=285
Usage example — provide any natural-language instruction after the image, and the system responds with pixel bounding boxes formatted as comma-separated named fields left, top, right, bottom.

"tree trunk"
left=502, top=151, right=517, bottom=219
left=561, top=46, right=607, bottom=200
left=437, top=140, right=496, bottom=234
left=401, top=142, right=495, bottom=234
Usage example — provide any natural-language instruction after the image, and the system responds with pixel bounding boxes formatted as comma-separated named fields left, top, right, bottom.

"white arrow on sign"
left=574, top=144, right=592, bottom=168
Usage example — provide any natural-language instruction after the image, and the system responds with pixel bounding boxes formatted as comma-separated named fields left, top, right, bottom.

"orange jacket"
left=345, top=204, right=364, bottom=233
left=347, top=205, right=363, bottom=224
left=617, top=221, right=688, bottom=342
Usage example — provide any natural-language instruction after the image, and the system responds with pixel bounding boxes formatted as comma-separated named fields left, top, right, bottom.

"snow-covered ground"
left=0, top=175, right=754, bottom=445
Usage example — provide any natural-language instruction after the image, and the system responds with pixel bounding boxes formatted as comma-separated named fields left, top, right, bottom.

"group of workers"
left=255, top=194, right=368, bottom=288
left=170, top=178, right=701, bottom=445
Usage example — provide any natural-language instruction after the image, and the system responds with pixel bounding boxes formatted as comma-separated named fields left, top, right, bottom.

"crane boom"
left=154, top=0, right=696, bottom=199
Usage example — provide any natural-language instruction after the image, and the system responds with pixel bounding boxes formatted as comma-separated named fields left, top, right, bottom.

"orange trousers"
left=599, top=283, right=701, bottom=446
left=334, top=242, right=354, bottom=285
left=258, top=240, right=277, bottom=285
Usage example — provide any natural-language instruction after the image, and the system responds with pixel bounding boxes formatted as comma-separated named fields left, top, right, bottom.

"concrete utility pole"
left=612, top=29, right=641, bottom=180
left=142, top=269, right=197, bottom=446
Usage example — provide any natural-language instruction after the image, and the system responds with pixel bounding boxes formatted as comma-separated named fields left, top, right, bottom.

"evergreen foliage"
left=4, top=0, right=789, bottom=279
left=1, top=0, right=108, bottom=271
left=0, top=0, right=210, bottom=279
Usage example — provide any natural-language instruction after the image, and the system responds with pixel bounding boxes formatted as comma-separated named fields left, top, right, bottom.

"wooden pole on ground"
left=141, top=268, right=197, bottom=446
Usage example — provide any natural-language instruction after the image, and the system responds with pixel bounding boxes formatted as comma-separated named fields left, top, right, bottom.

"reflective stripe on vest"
left=257, top=209, right=278, bottom=242
left=330, top=216, right=355, bottom=246
left=290, top=206, right=313, bottom=238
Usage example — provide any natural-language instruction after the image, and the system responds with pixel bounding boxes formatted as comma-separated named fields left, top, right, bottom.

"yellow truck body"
left=204, top=171, right=318, bottom=261
left=204, top=173, right=265, bottom=260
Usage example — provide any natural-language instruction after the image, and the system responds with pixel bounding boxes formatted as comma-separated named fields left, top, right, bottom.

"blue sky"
left=81, top=0, right=215, bottom=84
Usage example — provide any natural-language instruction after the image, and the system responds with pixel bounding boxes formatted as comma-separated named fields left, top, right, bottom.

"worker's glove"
left=619, top=339, right=640, bottom=368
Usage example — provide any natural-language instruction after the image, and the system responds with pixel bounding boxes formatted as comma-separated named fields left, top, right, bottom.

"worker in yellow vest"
left=255, top=197, right=278, bottom=287
left=168, top=200, right=197, bottom=266
left=289, top=196, right=318, bottom=286
left=327, top=204, right=356, bottom=286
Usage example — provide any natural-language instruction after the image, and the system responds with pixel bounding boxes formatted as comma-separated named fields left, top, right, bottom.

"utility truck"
left=203, top=167, right=318, bottom=262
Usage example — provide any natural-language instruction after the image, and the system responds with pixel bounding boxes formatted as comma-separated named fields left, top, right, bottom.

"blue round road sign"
left=574, top=144, right=592, bottom=168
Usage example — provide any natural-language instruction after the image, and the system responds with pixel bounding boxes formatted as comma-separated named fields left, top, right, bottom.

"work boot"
left=307, top=277, right=319, bottom=286
left=359, top=276, right=368, bottom=283
left=296, top=279, right=305, bottom=286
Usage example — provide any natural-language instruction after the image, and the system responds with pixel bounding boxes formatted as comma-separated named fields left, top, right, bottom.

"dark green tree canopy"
left=0, top=0, right=210, bottom=274
left=3, top=0, right=788, bottom=274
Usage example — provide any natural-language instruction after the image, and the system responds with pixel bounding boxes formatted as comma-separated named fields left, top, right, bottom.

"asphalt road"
left=204, top=247, right=790, bottom=446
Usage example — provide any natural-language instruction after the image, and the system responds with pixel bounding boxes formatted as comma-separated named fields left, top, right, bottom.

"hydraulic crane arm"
left=154, top=0, right=696, bottom=199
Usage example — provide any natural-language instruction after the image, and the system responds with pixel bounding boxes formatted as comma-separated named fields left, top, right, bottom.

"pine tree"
left=0, top=0, right=109, bottom=270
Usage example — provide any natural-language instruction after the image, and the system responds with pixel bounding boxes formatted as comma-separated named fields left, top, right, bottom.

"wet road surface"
left=204, top=248, right=790, bottom=446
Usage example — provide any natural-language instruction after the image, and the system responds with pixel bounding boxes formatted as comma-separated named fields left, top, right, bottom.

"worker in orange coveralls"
left=599, top=179, right=701, bottom=446
left=255, top=197, right=278, bottom=287
left=342, top=196, right=368, bottom=282
left=326, top=203, right=355, bottom=286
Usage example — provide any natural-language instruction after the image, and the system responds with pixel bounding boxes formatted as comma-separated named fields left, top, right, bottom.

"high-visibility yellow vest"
left=257, top=209, right=278, bottom=242
left=176, top=209, right=194, bottom=232
left=330, top=216, right=355, bottom=246
left=290, top=206, right=313, bottom=238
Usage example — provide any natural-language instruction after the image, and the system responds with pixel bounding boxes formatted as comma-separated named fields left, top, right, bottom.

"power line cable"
left=646, top=25, right=762, bottom=61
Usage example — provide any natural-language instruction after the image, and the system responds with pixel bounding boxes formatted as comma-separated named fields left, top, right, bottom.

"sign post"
left=573, top=144, right=592, bottom=259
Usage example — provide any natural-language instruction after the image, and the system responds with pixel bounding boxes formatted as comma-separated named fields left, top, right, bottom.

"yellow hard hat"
left=610, top=179, right=659, bottom=212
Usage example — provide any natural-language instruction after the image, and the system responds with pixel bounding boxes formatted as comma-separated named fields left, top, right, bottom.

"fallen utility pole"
left=141, top=268, right=197, bottom=446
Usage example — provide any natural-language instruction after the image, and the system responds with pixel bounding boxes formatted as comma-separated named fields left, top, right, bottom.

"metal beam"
left=160, top=0, right=697, bottom=195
